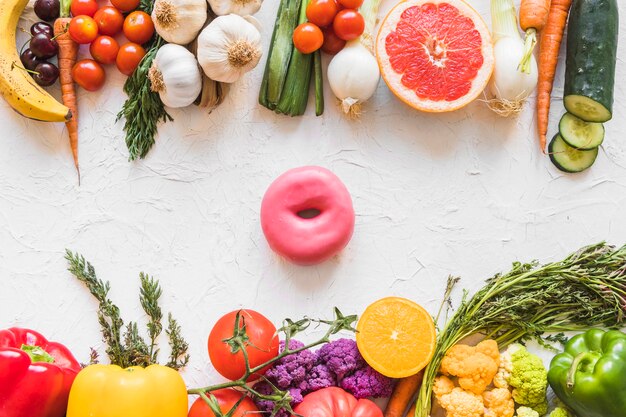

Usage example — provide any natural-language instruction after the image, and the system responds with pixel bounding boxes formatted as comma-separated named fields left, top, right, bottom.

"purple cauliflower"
left=306, top=363, right=336, bottom=391
left=265, top=340, right=316, bottom=390
left=316, top=338, right=366, bottom=379
left=339, top=366, right=394, bottom=399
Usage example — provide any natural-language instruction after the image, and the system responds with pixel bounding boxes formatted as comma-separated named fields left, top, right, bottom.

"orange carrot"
left=384, top=372, right=424, bottom=417
left=536, top=0, right=572, bottom=152
left=54, top=16, right=80, bottom=181
left=520, top=0, right=551, bottom=32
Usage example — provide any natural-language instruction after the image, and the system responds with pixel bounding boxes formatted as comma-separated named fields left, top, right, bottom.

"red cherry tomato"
left=68, top=15, right=98, bottom=44
left=93, top=6, right=124, bottom=36
left=333, top=9, right=365, bottom=41
left=293, top=23, right=324, bottom=54
left=208, top=310, right=279, bottom=382
left=321, top=26, right=346, bottom=55
left=306, top=0, right=339, bottom=28
left=89, top=36, right=119, bottom=65
left=111, top=0, right=140, bottom=13
left=70, top=0, right=98, bottom=17
left=72, top=59, right=106, bottom=91
left=189, top=389, right=259, bottom=417
left=116, top=42, right=146, bottom=76
left=123, top=11, right=155, bottom=45
left=337, top=0, right=363, bottom=8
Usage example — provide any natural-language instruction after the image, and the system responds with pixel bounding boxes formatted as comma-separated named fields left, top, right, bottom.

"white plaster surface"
left=0, top=0, right=625, bottom=392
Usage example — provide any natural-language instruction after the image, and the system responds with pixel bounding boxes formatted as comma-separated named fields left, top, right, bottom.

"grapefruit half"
left=376, top=0, right=494, bottom=112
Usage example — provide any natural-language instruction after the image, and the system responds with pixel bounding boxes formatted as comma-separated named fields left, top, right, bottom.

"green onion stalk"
left=414, top=242, right=626, bottom=417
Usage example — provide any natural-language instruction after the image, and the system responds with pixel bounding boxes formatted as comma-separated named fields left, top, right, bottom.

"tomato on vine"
left=207, top=310, right=279, bottom=381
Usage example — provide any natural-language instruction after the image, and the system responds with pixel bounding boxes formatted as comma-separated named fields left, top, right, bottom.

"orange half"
left=356, top=297, right=437, bottom=378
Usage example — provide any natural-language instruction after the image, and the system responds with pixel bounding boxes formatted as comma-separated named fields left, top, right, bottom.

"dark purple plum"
left=20, top=49, right=45, bottom=71
left=34, top=0, right=60, bottom=21
left=30, top=33, right=58, bottom=59
left=30, top=22, right=54, bottom=38
left=33, top=62, right=59, bottom=87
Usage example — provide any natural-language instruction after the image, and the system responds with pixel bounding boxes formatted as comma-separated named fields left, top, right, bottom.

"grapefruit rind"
left=376, top=0, right=494, bottom=113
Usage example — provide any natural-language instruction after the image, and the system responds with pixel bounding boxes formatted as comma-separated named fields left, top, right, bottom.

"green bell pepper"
left=547, top=329, right=626, bottom=417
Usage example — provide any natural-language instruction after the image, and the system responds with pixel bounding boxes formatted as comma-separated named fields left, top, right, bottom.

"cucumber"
left=563, top=0, right=618, bottom=123
left=549, top=134, right=598, bottom=173
left=558, top=112, right=605, bottom=150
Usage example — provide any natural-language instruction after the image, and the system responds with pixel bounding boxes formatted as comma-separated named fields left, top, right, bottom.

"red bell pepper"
left=0, top=328, right=81, bottom=417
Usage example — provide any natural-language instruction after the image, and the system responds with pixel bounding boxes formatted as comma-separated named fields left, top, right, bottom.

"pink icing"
left=260, top=166, right=355, bottom=266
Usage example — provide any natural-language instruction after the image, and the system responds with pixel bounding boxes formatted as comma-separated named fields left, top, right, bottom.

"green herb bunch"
left=415, top=242, right=626, bottom=417
left=188, top=308, right=357, bottom=416
left=66, top=250, right=189, bottom=369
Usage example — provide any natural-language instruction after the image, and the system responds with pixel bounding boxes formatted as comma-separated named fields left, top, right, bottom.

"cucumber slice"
left=549, top=134, right=598, bottom=173
left=558, top=113, right=605, bottom=150
left=563, top=95, right=612, bottom=123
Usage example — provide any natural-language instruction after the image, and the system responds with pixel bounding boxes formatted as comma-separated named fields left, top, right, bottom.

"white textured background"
left=1, top=0, right=625, bottom=392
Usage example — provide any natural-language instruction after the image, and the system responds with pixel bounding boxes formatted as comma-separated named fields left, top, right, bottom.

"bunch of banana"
left=0, top=0, right=71, bottom=122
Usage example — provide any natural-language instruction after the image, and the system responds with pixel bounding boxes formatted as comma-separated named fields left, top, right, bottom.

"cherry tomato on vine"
left=90, top=36, right=119, bottom=65
left=208, top=310, right=279, bottom=382
left=306, top=0, right=339, bottom=28
left=70, top=0, right=98, bottom=17
left=332, top=9, right=365, bottom=41
left=72, top=59, right=106, bottom=91
left=189, top=389, right=259, bottom=417
left=111, top=0, right=140, bottom=13
left=337, top=0, right=363, bottom=8
left=93, top=6, right=124, bottom=36
left=123, top=11, right=155, bottom=45
left=293, top=23, right=324, bottom=54
left=68, top=15, right=98, bottom=44
left=116, top=42, right=146, bottom=75
left=321, top=26, right=346, bottom=55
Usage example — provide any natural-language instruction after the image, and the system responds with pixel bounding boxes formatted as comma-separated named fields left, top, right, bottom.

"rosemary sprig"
left=415, top=242, right=626, bottom=417
left=116, top=35, right=172, bottom=161
left=65, top=250, right=189, bottom=369
left=187, top=308, right=358, bottom=416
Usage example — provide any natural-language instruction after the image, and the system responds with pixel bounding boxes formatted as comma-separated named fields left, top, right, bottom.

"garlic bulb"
left=208, top=0, right=262, bottom=16
left=197, top=14, right=262, bottom=83
left=151, top=0, right=207, bottom=45
left=149, top=44, right=202, bottom=108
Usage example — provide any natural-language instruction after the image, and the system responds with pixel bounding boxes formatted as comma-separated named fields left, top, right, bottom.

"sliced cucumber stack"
left=558, top=113, right=605, bottom=150
left=549, top=134, right=598, bottom=173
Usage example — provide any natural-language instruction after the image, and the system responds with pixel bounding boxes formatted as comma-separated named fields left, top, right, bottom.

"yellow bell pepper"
left=67, top=364, right=188, bottom=417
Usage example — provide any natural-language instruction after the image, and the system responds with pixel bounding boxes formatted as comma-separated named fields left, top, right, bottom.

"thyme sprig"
left=187, top=308, right=358, bottom=415
left=65, top=250, right=189, bottom=369
left=415, top=242, right=626, bottom=417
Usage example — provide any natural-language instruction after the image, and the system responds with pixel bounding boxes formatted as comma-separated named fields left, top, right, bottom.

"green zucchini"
left=558, top=112, right=605, bottom=150
left=563, top=0, right=618, bottom=123
left=549, top=134, right=598, bottom=173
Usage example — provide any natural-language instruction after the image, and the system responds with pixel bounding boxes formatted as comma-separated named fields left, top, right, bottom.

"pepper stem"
left=567, top=352, right=599, bottom=390
left=21, top=344, right=55, bottom=363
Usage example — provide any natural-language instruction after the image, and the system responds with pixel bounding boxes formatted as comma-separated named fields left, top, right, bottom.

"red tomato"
left=111, top=0, right=140, bottom=13
left=123, top=11, right=155, bottom=45
left=208, top=310, right=279, bottom=381
left=293, top=23, right=324, bottom=54
left=70, top=0, right=98, bottom=17
left=295, top=388, right=383, bottom=417
left=72, top=59, right=106, bottom=91
left=93, top=6, right=124, bottom=36
left=337, top=0, right=363, bottom=8
left=89, top=36, right=119, bottom=65
left=116, top=42, right=146, bottom=75
left=321, top=26, right=346, bottom=55
left=68, top=15, right=98, bottom=44
left=306, top=0, right=339, bottom=28
left=189, top=389, right=258, bottom=417
left=333, top=9, right=365, bottom=41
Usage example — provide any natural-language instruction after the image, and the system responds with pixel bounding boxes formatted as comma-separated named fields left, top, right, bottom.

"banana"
left=0, top=0, right=71, bottom=122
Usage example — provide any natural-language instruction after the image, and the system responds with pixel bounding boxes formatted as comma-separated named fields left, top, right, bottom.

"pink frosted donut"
left=261, top=166, right=355, bottom=266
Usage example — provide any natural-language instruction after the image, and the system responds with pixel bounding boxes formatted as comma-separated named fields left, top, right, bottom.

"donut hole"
left=297, top=208, right=322, bottom=219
